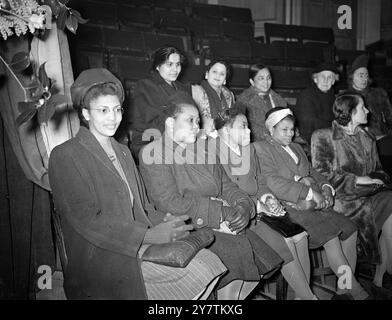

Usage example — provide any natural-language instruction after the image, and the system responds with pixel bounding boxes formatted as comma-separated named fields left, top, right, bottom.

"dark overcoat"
left=139, top=135, right=283, bottom=287
left=129, top=72, right=191, bottom=158
left=294, top=82, right=335, bottom=144
left=49, top=127, right=164, bottom=299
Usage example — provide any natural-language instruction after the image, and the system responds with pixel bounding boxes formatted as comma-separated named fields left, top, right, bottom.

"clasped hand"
left=222, top=201, right=251, bottom=234
left=148, top=213, right=193, bottom=244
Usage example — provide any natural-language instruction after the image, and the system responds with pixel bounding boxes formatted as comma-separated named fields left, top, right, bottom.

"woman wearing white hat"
left=255, top=107, right=370, bottom=300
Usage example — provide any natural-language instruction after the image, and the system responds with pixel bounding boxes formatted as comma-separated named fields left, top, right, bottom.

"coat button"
left=196, top=218, right=204, bottom=225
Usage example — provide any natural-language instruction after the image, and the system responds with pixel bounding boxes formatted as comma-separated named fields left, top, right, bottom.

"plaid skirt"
left=139, top=246, right=227, bottom=300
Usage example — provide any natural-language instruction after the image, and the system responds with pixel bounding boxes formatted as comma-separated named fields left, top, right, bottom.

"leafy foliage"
left=5, top=51, right=69, bottom=126
left=0, top=0, right=87, bottom=39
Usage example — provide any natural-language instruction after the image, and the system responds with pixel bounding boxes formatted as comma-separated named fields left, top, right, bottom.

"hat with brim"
left=349, top=54, right=369, bottom=74
left=71, top=68, right=124, bottom=109
left=313, top=62, right=339, bottom=75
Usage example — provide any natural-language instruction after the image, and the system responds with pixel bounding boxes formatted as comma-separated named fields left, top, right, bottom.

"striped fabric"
left=139, top=246, right=227, bottom=300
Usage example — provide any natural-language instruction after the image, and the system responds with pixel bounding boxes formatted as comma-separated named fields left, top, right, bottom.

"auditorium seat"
left=221, top=5, right=253, bottom=23
left=222, top=21, right=254, bottom=41
left=251, top=42, right=285, bottom=66
left=208, top=39, right=252, bottom=63
left=154, top=11, right=192, bottom=36
left=118, top=5, right=155, bottom=32
left=191, top=2, right=222, bottom=20
left=72, top=0, right=119, bottom=29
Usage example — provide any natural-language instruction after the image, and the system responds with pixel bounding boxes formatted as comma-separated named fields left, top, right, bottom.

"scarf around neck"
left=200, top=79, right=230, bottom=120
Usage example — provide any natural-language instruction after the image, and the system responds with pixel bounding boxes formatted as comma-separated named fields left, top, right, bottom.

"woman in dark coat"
left=129, top=46, right=191, bottom=159
left=192, top=60, right=235, bottom=137
left=311, top=92, right=392, bottom=288
left=213, top=107, right=319, bottom=300
left=139, top=91, right=283, bottom=299
left=295, top=62, right=338, bottom=144
left=256, top=107, right=369, bottom=299
left=48, top=68, right=227, bottom=300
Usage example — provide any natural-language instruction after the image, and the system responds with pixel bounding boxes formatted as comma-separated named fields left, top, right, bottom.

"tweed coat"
left=311, top=121, right=392, bottom=262
left=139, top=135, right=283, bottom=287
left=48, top=127, right=166, bottom=299
left=236, top=86, right=288, bottom=142
left=254, top=136, right=357, bottom=248
left=129, top=71, right=191, bottom=158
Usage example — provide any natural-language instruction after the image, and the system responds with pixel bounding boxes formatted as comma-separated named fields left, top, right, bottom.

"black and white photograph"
left=0, top=0, right=392, bottom=309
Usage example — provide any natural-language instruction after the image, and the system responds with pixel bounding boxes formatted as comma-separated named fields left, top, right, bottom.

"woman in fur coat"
left=311, top=92, right=392, bottom=289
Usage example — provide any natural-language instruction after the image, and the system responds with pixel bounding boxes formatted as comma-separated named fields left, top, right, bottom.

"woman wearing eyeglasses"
left=48, top=68, right=227, bottom=300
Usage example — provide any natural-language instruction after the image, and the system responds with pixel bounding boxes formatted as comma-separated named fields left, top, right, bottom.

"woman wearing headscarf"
left=255, top=107, right=369, bottom=300
left=48, top=68, right=227, bottom=300
left=139, top=91, right=283, bottom=300
left=192, top=60, right=235, bottom=137
left=311, top=92, right=392, bottom=289
left=129, top=46, right=191, bottom=159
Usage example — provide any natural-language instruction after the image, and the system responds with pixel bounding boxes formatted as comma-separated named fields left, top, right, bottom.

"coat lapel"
left=268, top=137, right=300, bottom=174
left=77, top=127, right=121, bottom=180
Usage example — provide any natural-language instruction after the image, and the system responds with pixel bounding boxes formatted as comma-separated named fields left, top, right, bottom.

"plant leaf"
left=9, top=52, right=30, bottom=73
left=57, top=6, right=69, bottom=30
left=16, top=108, right=37, bottom=127
left=43, top=0, right=61, bottom=16
left=65, top=13, right=78, bottom=34
left=38, top=62, right=50, bottom=89
left=18, top=101, right=37, bottom=113
left=49, top=94, right=68, bottom=106
left=70, top=9, right=89, bottom=24
left=59, top=0, right=69, bottom=4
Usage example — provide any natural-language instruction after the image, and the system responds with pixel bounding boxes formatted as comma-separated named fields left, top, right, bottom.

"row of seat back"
left=264, top=23, right=334, bottom=45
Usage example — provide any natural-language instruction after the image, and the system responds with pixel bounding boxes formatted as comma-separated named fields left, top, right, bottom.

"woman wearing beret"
left=48, top=68, right=227, bottom=300
left=255, top=107, right=369, bottom=299
left=311, top=92, right=392, bottom=289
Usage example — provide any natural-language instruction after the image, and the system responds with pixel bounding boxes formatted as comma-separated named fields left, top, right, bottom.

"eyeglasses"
left=88, top=106, right=124, bottom=115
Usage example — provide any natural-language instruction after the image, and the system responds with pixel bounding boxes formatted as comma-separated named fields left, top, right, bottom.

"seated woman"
left=48, top=68, right=227, bottom=300
left=139, top=91, right=283, bottom=300
left=192, top=60, right=235, bottom=137
left=255, top=107, right=369, bottom=300
left=236, top=63, right=288, bottom=142
left=214, top=106, right=318, bottom=300
left=295, top=62, right=339, bottom=144
left=311, top=92, right=392, bottom=289
left=129, top=46, right=191, bottom=159
left=346, top=54, right=392, bottom=176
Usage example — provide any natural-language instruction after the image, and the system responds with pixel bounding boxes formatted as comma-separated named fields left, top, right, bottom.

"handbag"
left=258, top=214, right=305, bottom=238
left=141, top=228, right=214, bottom=268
